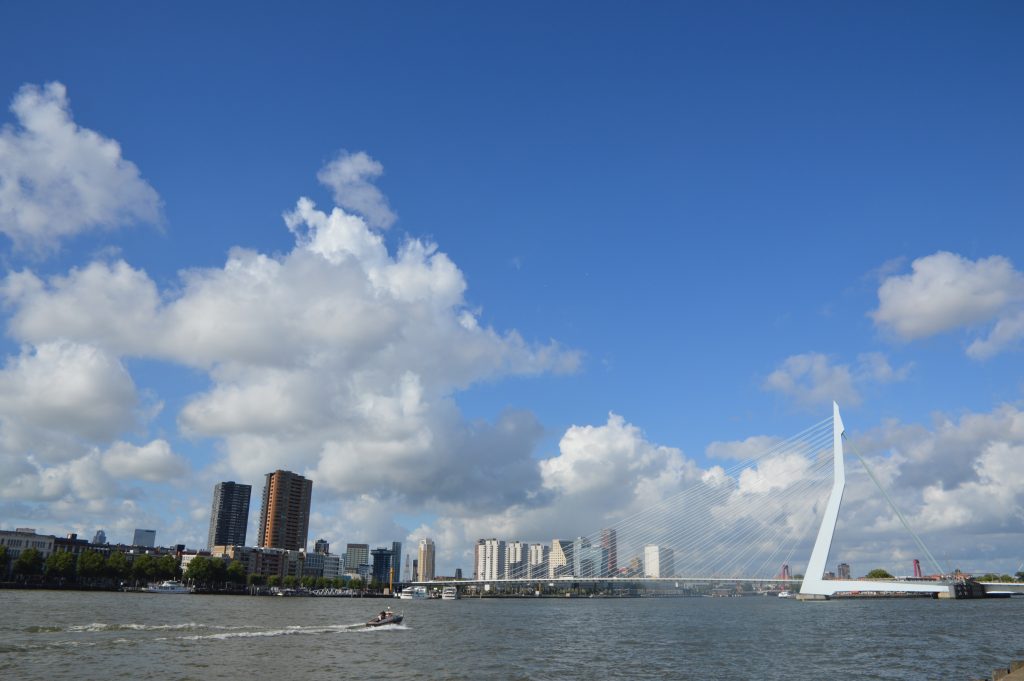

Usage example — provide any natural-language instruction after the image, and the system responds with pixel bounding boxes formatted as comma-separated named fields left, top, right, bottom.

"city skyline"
left=0, top=4, right=1022, bottom=575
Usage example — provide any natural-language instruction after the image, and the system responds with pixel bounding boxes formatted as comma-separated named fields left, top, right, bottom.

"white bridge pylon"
left=798, top=402, right=950, bottom=598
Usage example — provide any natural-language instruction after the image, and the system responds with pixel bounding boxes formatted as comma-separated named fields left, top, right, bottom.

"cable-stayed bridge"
left=416, top=403, right=1022, bottom=599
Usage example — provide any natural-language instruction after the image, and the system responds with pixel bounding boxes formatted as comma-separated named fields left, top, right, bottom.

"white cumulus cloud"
left=0, top=82, right=161, bottom=253
left=871, top=251, right=1024, bottom=358
left=316, top=150, right=397, bottom=230
left=762, top=352, right=909, bottom=408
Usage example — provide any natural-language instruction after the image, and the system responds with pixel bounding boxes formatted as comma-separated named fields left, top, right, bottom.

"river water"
left=2, top=590, right=1022, bottom=680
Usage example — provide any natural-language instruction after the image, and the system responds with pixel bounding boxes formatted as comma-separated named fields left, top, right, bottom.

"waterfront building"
left=476, top=538, right=505, bottom=581
left=418, top=538, right=435, bottom=581
left=837, top=562, right=851, bottom=580
left=528, top=543, right=549, bottom=579
left=257, top=470, right=313, bottom=551
left=207, top=481, right=252, bottom=550
left=643, top=545, right=675, bottom=578
left=403, top=553, right=412, bottom=581
left=356, top=563, right=372, bottom=582
left=345, top=544, right=369, bottom=572
left=392, top=541, right=402, bottom=584
left=92, top=530, right=107, bottom=545
left=322, top=554, right=342, bottom=580
left=371, top=547, right=396, bottom=586
left=0, top=529, right=55, bottom=571
left=412, top=558, right=418, bottom=581
left=304, top=551, right=325, bottom=577
left=314, top=538, right=329, bottom=555
left=53, top=533, right=89, bottom=558
left=133, top=529, right=156, bottom=548
left=505, top=540, right=528, bottom=579
left=549, top=539, right=574, bottom=578
left=601, top=528, right=618, bottom=576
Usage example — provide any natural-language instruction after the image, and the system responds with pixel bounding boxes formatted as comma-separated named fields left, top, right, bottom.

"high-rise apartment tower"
left=257, top=470, right=313, bottom=551
left=417, top=538, right=435, bottom=581
left=207, top=481, right=252, bottom=549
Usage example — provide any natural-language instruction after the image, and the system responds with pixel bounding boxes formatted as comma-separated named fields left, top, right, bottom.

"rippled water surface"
left=3, top=590, right=1023, bottom=680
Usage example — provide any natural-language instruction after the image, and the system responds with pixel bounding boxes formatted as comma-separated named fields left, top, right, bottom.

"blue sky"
left=1, top=2, right=1022, bottom=575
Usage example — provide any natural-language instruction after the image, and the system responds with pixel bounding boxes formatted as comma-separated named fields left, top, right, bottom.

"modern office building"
left=207, top=481, right=252, bottom=549
left=345, top=544, right=369, bottom=572
left=837, top=562, right=851, bottom=580
left=417, top=538, right=435, bottom=581
left=91, top=529, right=107, bottom=545
left=600, top=528, right=618, bottom=576
left=643, top=544, right=675, bottom=578
left=257, top=470, right=313, bottom=551
left=475, top=538, right=505, bottom=581
left=573, top=536, right=606, bottom=577
left=133, top=529, right=156, bottom=548
left=391, top=541, right=402, bottom=583
left=314, top=538, right=330, bottom=555
left=371, top=547, right=395, bottom=585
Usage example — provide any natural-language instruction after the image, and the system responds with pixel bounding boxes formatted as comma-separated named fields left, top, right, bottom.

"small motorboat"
left=365, top=609, right=404, bottom=627
left=777, top=590, right=793, bottom=598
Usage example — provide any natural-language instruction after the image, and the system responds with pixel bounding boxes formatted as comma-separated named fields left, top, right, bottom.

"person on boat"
left=378, top=610, right=388, bottom=622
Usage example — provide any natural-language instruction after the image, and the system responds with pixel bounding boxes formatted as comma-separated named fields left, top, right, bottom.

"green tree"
left=300, top=575, right=316, bottom=589
left=132, top=554, right=158, bottom=583
left=283, top=575, right=298, bottom=588
left=226, top=560, right=247, bottom=585
left=866, top=569, right=893, bottom=579
left=156, top=555, right=179, bottom=581
left=0, top=545, right=9, bottom=578
left=247, top=574, right=265, bottom=587
left=45, top=551, right=77, bottom=582
left=106, top=551, right=130, bottom=582
left=13, top=548, right=44, bottom=579
left=268, top=575, right=280, bottom=587
left=1016, top=571, right=1024, bottom=582
left=184, top=557, right=212, bottom=585
left=210, top=558, right=227, bottom=586
left=77, top=550, right=106, bottom=584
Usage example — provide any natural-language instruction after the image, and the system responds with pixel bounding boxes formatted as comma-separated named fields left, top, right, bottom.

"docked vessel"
left=441, top=586, right=459, bottom=600
left=399, top=586, right=428, bottom=599
left=777, top=590, right=793, bottom=598
left=144, top=580, right=192, bottom=594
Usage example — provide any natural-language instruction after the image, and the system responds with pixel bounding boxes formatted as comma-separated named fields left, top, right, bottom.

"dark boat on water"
left=366, top=609, right=403, bottom=627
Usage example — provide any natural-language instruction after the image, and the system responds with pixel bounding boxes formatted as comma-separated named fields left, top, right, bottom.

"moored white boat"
left=777, top=590, right=793, bottom=598
left=441, top=586, right=459, bottom=600
left=399, top=586, right=428, bottom=599
left=144, top=580, right=192, bottom=594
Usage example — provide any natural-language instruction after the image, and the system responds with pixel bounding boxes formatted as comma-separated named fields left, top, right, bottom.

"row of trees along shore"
left=0, top=546, right=370, bottom=591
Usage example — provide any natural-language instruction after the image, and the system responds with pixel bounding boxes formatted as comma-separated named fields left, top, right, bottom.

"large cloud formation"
left=0, top=82, right=161, bottom=253
left=0, top=149, right=580, bottom=543
left=871, top=251, right=1024, bottom=359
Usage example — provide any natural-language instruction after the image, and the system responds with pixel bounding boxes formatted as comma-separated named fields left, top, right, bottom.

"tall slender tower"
left=208, top=481, right=252, bottom=549
left=417, top=538, right=435, bottom=581
left=257, top=470, right=313, bottom=550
